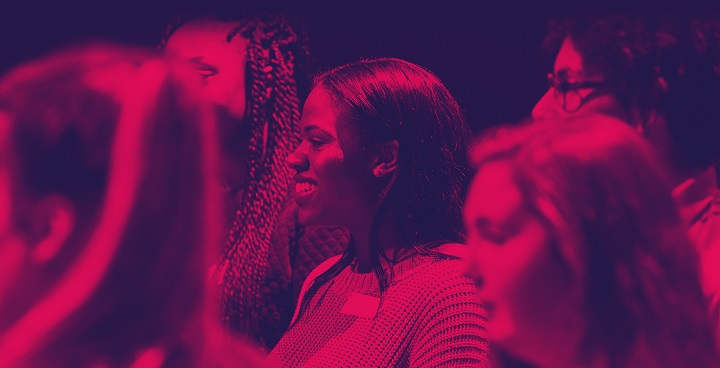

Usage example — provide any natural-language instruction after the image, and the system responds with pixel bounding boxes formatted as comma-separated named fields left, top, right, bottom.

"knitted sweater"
left=258, top=197, right=350, bottom=349
left=267, top=243, right=489, bottom=367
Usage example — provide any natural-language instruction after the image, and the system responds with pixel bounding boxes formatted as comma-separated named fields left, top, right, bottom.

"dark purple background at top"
left=0, top=2, right=563, bottom=132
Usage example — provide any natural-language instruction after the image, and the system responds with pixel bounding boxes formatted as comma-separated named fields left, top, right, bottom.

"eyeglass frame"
left=546, top=72, right=607, bottom=113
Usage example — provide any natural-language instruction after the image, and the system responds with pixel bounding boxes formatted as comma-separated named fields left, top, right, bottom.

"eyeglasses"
left=547, top=73, right=606, bottom=113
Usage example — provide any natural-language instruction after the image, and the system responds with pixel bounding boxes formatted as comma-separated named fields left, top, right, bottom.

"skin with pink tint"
left=532, top=37, right=627, bottom=123
left=286, top=86, right=379, bottom=229
left=165, top=19, right=249, bottom=121
left=464, top=160, right=584, bottom=368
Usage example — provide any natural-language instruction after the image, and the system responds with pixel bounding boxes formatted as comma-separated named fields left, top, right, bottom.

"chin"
left=297, top=208, right=316, bottom=227
left=487, top=317, right=518, bottom=348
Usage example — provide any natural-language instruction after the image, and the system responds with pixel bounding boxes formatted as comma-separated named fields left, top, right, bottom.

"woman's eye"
left=486, top=233, right=509, bottom=245
left=556, top=80, right=573, bottom=93
left=309, top=138, right=325, bottom=147
left=196, top=68, right=217, bottom=79
left=483, top=225, right=514, bottom=245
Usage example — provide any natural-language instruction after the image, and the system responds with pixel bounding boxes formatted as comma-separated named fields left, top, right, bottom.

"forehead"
left=554, top=37, right=586, bottom=75
left=301, top=87, right=342, bottom=132
left=165, top=19, right=248, bottom=61
left=465, top=160, right=524, bottom=221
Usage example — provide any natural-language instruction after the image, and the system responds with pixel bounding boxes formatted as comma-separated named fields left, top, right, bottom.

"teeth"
left=296, top=182, right=316, bottom=194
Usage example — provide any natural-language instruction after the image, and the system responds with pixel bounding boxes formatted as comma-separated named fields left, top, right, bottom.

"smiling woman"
left=162, top=13, right=349, bottom=350
left=269, top=58, right=488, bottom=367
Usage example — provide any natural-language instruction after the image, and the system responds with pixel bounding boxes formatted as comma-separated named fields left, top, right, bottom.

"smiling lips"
left=294, top=177, right=317, bottom=205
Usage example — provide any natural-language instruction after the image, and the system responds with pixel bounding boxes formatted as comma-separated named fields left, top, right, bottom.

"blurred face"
left=286, top=86, right=378, bottom=226
left=532, top=37, right=627, bottom=122
left=464, top=160, right=580, bottom=363
left=165, top=19, right=249, bottom=121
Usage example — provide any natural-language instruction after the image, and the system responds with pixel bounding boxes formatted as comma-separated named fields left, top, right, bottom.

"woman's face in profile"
left=286, top=86, right=378, bottom=227
left=165, top=19, right=249, bottom=122
left=532, top=36, right=627, bottom=123
left=464, top=160, right=579, bottom=362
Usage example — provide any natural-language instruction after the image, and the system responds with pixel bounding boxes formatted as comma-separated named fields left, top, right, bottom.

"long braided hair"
left=163, top=13, right=309, bottom=338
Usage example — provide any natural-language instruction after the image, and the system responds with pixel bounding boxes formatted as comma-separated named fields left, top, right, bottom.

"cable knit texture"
left=267, top=243, right=489, bottom=367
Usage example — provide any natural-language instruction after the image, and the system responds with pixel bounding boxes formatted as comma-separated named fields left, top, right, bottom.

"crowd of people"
left=0, top=11, right=719, bottom=368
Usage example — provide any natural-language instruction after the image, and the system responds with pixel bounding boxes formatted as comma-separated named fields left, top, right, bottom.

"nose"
left=286, top=142, right=309, bottom=172
left=531, top=88, right=559, bottom=122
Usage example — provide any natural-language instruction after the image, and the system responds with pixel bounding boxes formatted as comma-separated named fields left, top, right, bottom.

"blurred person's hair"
left=472, top=114, right=718, bottom=367
left=0, top=43, right=251, bottom=366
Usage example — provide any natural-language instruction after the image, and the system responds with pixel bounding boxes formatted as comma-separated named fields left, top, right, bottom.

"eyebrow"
left=188, top=57, right=217, bottom=69
left=302, top=124, right=333, bottom=136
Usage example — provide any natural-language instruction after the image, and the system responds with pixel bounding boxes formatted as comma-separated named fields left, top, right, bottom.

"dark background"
left=0, top=2, right=573, bottom=132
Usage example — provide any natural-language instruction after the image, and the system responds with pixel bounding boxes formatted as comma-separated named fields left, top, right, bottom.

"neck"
left=348, top=210, right=409, bottom=274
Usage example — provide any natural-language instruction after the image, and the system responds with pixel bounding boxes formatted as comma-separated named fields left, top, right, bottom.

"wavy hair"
left=0, top=44, right=222, bottom=366
left=472, top=115, right=718, bottom=367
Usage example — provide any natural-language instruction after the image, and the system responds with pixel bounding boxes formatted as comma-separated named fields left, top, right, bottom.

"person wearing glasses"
left=531, top=14, right=720, bottom=347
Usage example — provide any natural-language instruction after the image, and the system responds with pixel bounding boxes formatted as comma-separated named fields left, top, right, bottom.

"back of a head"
left=315, top=58, right=472, bottom=246
left=0, top=43, right=222, bottom=366
left=544, top=13, right=720, bottom=170
left=473, top=115, right=717, bottom=367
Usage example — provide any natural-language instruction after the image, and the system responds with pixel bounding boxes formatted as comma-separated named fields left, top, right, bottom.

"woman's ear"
left=29, top=195, right=76, bottom=264
left=373, top=140, right=399, bottom=178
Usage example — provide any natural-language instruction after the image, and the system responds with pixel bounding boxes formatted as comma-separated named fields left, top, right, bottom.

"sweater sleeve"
left=409, top=272, right=490, bottom=367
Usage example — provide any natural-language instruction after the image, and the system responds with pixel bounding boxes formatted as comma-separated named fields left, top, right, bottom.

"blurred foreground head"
left=464, top=115, right=718, bottom=368
left=0, top=43, right=229, bottom=366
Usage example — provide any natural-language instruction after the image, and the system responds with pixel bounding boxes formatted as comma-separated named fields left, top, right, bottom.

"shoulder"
left=297, top=254, right=342, bottom=298
left=396, top=244, right=475, bottom=297
left=306, top=255, right=342, bottom=283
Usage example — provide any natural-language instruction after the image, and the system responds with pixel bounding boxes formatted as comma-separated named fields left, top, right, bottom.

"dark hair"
left=544, top=14, right=720, bottom=170
left=163, top=13, right=310, bottom=338
left=294, top=58, right=472, bottom=322
left=472, top=114, right=718, bottom=367
left=0, top=44, right=221, bottom=366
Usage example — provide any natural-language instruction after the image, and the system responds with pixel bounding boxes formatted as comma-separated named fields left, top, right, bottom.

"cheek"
left=202, top=73, right=246, bottom=111
left=578, top=94, right=628, bottom=121
left=485, top=235, right=572, bottom=332
left=532, top=89, right=566, bottom=121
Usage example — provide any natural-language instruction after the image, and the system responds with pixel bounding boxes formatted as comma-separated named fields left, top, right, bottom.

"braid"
left=214, top=16, right=305, bottom=341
